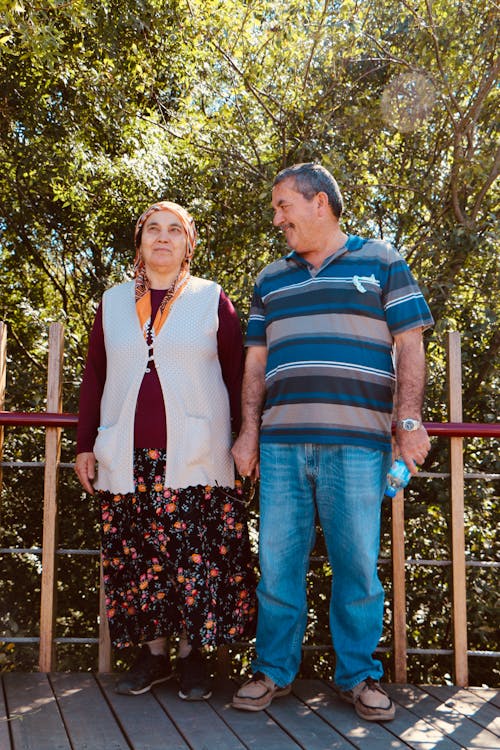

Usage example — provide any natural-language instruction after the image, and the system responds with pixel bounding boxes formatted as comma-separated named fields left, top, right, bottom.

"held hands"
left=394, top=425, right=431, bottom=475
left=75, top=452, right=96, bottom=495
left=231, top=429, right=260, bottom=481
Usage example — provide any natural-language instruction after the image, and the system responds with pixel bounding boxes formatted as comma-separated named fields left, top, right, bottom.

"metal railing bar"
left=417, top=472, right=500, bottom=479
left=0, top=461, right=75, bottom=469
left=0, top=461, right=500, bottom=484
left=0, top=637, right=40, bottom=643
left=4, top=549, right=495, bottom=570
left=310, top=556, right=498, bottom=568
left=0, top=548, right=99, bottom=556
left=5, top=636, right=496, bottom=660
left=0, top=637, right=99, bottom=644
left=403, top=559, right=499, bottom=568
left=0, top=412, right=78, bottom=427
left=3, top=412, right=499, bottom=436
left=300, top=644, right=500, bottom=658
left=3, top=462, right=498, bottom=481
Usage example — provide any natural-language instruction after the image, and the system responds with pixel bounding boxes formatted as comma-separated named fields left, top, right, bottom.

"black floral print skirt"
left=99, top=448, right=257, bottom=649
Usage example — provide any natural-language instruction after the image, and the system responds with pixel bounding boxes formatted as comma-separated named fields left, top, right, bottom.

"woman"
left=75, top=200, right=256, bottom=700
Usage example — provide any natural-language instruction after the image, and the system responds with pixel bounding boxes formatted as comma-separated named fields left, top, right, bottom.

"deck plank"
left=153, top=679, right=246, bottom=750
left=421, top=686, right=500, bottom=740
left=292, top=679, right=411, bottom=749
left=388, top=684, right=472, bottom=749
left=3, top=673, right=71, bottom=750
left=97, top=673, right=191, bottom=750
left=388, top=685, right=500, bottom=750
left=384, top=685, right=465, bottom=749
left=267, top=682, right=356, bottom=749
left=208, top=680, right=305, bottom=749
left=468, top=689, right=500, bottom=710
left=50, top=672, right=129, bottom=750
left=0, top=676, right=12, bottom=750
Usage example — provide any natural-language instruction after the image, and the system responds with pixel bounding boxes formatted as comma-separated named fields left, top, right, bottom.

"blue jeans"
left=252, top=443, right=391, bottom=690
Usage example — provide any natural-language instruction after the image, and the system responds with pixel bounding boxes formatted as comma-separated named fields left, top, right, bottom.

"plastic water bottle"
left=384, top=458, right=412, bottom=498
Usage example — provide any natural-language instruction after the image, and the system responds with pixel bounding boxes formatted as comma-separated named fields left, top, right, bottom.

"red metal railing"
left=1, top=411, right=499, bottom=437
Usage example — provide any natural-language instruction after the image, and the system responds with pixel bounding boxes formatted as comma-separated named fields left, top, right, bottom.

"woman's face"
left=139, top=210, right=188, bottom=279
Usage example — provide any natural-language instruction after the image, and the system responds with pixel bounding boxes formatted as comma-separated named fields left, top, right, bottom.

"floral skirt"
left=99, top=448, right=257, bottom=649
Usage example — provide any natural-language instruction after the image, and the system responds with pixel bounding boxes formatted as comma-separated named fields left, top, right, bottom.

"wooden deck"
left=0, top=674, right=498, bottom=750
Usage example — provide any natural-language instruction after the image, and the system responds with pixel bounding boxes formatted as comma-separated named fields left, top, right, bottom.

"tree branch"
left=471, top=143, right=500, bottom=221
left=302, top=0, right=330, bottom=91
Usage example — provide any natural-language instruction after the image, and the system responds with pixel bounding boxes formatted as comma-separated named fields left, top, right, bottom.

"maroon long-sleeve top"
left=76, top=288, right=244, bottom=454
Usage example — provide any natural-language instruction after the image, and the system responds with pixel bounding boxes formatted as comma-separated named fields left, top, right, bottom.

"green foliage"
left=0, top=0, right=498, bottom=683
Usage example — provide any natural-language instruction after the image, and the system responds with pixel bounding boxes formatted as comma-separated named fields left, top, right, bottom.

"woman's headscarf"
left=133, top=201, right=198, bottom=339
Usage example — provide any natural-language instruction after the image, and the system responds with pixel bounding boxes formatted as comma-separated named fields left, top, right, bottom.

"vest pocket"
left=94, top=423, right=122, bottom=472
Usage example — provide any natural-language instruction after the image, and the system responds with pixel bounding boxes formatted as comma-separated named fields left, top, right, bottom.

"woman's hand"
left=75, top=452, right=96, bottom=495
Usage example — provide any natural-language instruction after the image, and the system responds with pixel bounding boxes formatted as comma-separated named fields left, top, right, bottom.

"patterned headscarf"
left=133, top=201, right=198, bottom=339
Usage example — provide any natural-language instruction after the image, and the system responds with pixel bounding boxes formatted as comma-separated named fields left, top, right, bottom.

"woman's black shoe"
left=177, top=648, right=212, bottom=700
left=115, top=645, right=172, bottom=695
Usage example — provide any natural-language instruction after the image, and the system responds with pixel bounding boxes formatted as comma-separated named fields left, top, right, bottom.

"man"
left=231, top=163, right=433, bottom=721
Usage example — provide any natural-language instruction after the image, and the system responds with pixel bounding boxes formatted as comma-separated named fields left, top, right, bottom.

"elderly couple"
left=76, top=162, right=433, bottom=721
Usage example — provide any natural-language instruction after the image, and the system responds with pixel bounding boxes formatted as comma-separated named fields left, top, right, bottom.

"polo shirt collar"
left=286, top=234, right=361, bottom=271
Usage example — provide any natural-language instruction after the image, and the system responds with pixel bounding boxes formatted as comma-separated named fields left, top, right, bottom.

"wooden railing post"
left=447, top=331, right=468, bottom=686
left=39, top=323, right=64, bottom=672
left=0, top=323, right=6, bottom=495
left=391, top=490, right=407, bottom=682
left=98, top=561, right=112, bottom=672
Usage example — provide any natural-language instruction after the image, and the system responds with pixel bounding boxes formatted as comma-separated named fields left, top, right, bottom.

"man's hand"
left=75, top=451, right=96, bottom=494
left=231, top=429, right=260, bottom=481
left=232, top=344, right=267, bottom=481
left=394, top=426, right=431, bottom=474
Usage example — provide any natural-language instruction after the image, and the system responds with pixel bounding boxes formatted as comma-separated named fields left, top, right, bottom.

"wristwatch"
left=397, top=418, right=422, bottom=431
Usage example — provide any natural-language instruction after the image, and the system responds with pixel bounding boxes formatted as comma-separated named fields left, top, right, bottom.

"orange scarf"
left=136, top=267, right=190, bottom=339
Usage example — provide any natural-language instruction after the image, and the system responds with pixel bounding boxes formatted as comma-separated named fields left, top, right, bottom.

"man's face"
left=271, top=177, right=320, bottom=253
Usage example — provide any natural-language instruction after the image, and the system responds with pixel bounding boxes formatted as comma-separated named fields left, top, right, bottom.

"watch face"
left=401, top=419, right=419, bottom=431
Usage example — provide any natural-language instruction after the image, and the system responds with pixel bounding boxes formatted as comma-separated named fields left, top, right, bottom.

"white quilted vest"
left=93, top=277, right=235, bottom=493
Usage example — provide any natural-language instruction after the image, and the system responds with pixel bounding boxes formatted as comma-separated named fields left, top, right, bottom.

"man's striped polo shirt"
left=246, top=234, right=434, bottom=452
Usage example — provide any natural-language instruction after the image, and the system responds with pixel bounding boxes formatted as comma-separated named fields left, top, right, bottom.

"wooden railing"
left=0, top=322, right=499, bottom=684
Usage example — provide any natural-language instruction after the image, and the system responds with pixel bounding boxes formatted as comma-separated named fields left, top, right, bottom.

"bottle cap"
left=384, top=486, right=399, bottom=498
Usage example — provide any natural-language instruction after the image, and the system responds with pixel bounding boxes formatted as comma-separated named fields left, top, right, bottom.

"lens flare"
left=381, top=72, right=437, bottom=133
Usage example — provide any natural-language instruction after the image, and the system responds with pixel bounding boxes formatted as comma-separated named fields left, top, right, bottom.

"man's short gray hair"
left=273, top=162, right=344, bottom=219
